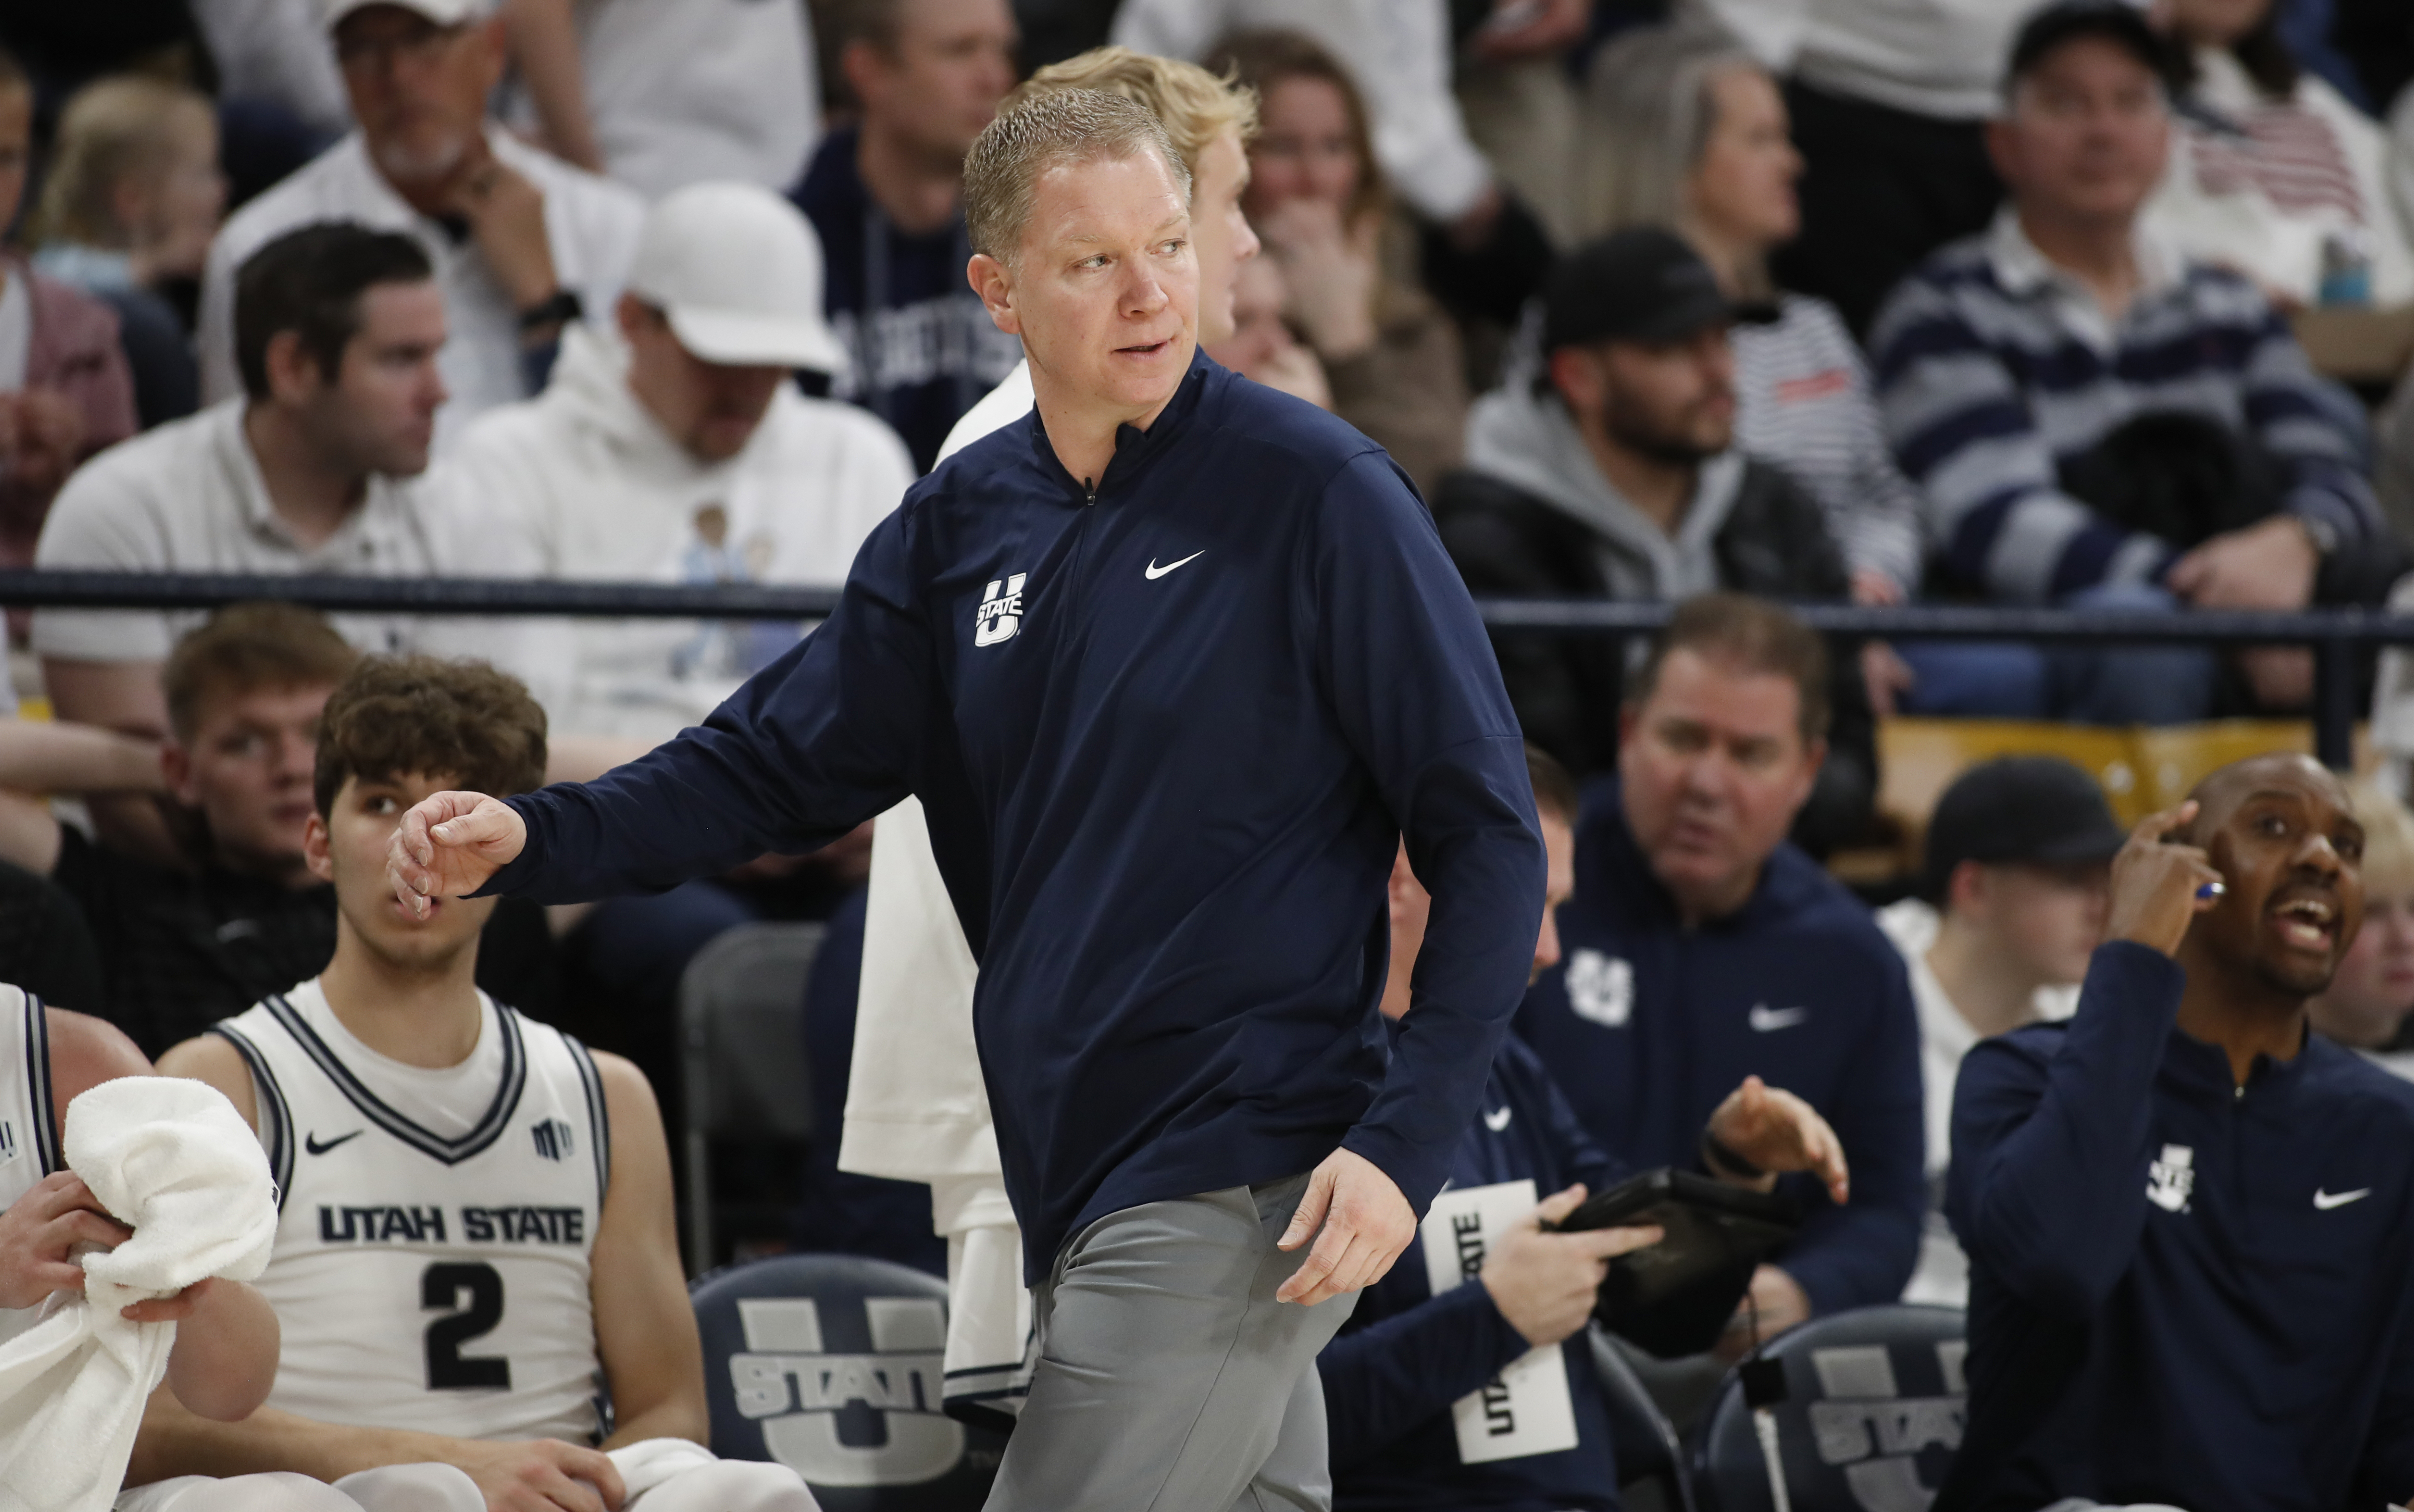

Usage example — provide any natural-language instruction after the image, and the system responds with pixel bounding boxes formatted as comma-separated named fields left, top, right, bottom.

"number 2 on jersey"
left=423, top=1262, right=510, bottom=1390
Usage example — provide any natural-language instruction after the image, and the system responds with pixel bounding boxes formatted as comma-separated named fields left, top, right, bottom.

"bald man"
left=1940, top=754, right=2414, bottom=1512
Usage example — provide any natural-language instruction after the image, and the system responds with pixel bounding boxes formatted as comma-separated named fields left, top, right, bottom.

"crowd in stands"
left=2, top=0, right=2414, bottom=1506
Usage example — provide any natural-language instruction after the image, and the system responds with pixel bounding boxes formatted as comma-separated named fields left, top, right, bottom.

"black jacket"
left=1431, top=456, right=1877, bottom=856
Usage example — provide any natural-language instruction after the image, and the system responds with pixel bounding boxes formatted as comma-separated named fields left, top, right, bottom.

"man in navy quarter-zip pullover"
left=1943, top=753, right=2414, bottom=1512
left=384, top=86, right=1543, bottom=1510
left=1516, top=593, right=1925, bottom=1356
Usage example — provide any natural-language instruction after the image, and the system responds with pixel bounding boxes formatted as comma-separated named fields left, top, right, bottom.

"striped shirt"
left=1870, top=209, right=2380, bottom=604
left=1734, top=294, right=1929, bottom=593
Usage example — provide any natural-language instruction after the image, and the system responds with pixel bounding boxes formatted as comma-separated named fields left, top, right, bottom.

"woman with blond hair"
left=1585, top=23, right=1926, bottom=611
left=31, top=75, right=226, bottom=427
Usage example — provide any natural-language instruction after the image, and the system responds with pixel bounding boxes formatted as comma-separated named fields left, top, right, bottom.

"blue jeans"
left=1897, top=582, right=2220, bottom=726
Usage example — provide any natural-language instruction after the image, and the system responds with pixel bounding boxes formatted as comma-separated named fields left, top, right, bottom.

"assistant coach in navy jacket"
left=1517, top=594, right=1924, bottom=1347
left=384, top=89, right=1543, bottom=1508
left=1943, top=753, right=2414, bottom=1512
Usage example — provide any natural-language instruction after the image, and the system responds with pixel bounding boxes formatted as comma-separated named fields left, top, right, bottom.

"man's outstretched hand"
left=387, top=791, right=528, bottom=919
left=1706, top=1076, right=1851, bottom=1205
left=1276, top=1148, right=1416, bottom=1307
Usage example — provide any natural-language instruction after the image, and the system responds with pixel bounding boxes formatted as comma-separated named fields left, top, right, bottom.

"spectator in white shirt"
left=1111, top=0, right=1495, bottom=232
left=2308, top=780, right=2414, bottom=1080
left=447, top=182, right=915, bottom=751
left=2144, top=0, right=2414, bottom=309
left=496, top=0, right=821, bottom=202
left=196, top=0, right=645, bottom=453
left=34, top=224, right=479, bottom=858
left=1874, top=756, right=2118, bottom=1305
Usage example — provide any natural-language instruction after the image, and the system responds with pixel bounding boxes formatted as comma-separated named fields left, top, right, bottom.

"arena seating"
left=690, top=1252, right=1007, bottom=1509
left=680, top=922, right=827, bottom=1272
left=1692, top=1304, right=1967, bottom=1512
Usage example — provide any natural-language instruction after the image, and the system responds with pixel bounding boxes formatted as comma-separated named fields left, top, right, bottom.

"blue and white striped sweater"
left=1870, top=221, right=2378, bottom=603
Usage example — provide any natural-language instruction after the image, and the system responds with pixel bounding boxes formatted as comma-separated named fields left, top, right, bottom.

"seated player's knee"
left=633, top=1458, right=820, bottom=1512
left=119, top=1472, right=371, bottom=1512
left=328, top=1461, right=487, bottom=1512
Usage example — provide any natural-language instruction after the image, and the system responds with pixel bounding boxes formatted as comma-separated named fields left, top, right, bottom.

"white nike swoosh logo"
left=1145, top=550, right=1205, bottom=580
left=1482, top=1107, right=1512, bottom=1132
left=1748, top=1005, right=1809, bottom=1032
left=2314, top=1187, right=2372, bottom=1209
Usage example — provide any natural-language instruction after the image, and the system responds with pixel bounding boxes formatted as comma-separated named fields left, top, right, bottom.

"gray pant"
left=986, top=1173, right=1357, bottom=1512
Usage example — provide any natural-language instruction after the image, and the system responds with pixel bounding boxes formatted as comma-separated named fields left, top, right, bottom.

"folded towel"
left=0, top=1078, right=279, bottom=1512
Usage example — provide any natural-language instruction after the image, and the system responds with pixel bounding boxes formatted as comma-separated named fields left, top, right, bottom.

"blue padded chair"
left=1590, top=1325, right=1697, bottom=1512
left=692, top=1254, right=1008, bottom=1510
left=1693, top=1304, right=1966, bottom=1512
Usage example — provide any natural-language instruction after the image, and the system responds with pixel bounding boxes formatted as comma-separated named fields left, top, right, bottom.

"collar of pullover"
left=2159, top=1014, right=2313, bottom=1102
left=1023, top=349, right=1218, bottom=504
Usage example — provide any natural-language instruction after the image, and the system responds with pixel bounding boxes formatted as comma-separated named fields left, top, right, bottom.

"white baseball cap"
left=626, top=182, right=848, bottom=373
left=323, top=0, right=492, bottom=30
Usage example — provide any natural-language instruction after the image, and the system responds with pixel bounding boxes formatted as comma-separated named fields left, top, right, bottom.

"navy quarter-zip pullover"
left=1323, top=1029, right=1628, bottom=1512
left=1515, top=785, right=1924, bottom=1313
left=484, top=354, right=1546, bottom=1279
left=1948, top=941, right=2414, bottom=1512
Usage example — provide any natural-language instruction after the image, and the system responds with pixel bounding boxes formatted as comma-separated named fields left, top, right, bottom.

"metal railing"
left=2, top=570, right=2407, bottom=770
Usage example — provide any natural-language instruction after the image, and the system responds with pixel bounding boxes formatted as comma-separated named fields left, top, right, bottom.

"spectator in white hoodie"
left=1874, top=756, right=2120, bottom=1305
left=446, top=180, right=915, bottom=751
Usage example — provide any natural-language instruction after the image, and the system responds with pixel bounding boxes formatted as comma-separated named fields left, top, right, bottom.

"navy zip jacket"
left=1324, top=1028, right=1626, bottom=1512
left=1947, top=941, right=2414, bottom=1512
left=1514, top=785, right=1923, bottom=1314
left=483, top=354, right=1546, bottom=1279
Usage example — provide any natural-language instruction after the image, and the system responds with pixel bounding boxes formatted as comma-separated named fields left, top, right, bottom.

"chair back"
left=1694, top=1305, right=1966, bottom=1512
left=1589, top=1325, right=1695, bottom=1512
left=692, top=1253, right=1005, bottom=1510
left=679, top=922, right=823, bottom=1270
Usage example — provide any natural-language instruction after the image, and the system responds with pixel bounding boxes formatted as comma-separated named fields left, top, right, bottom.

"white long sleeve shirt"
left=1109, top=0, right=1493, bottom=221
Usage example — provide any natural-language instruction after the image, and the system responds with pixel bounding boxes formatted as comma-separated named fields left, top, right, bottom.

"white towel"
left=840, top=801, right=1033, bottom=1421
left=0, top=1078, right=280, bottom=1512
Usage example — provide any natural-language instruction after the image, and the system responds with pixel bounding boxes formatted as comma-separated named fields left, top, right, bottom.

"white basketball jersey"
left=216, top=980, right=611, bottom=1443
left=0, top=985, right=61, bottom=1348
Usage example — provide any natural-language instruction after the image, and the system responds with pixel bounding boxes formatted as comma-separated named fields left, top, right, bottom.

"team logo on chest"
left=974, top=574, right=1027, bottom=647
left=531, top=1118, right=575, bottom=1161
left=1565, top=949, right=1633, bottom=1029
left=2146, top=1144, right=2195, bottom=1212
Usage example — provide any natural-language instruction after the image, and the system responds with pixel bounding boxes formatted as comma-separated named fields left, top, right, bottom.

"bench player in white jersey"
left=0, top=983, right=353, bottom=1512
left=140, top=656, right=817, bottom=1512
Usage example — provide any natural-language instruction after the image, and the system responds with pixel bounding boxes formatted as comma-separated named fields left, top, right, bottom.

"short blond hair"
left=1008, top=46, right=1257, bottom=179
left=963, top=87, right=1191, bottom=262
left=32, top=75, right=217, bottom=249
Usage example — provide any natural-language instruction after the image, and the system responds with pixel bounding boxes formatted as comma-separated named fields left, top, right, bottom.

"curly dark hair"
left=312, top=656, right=548, bottom=817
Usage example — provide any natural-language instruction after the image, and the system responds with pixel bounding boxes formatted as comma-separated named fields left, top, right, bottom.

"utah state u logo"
left=974, top=574, right=1026, bottom=647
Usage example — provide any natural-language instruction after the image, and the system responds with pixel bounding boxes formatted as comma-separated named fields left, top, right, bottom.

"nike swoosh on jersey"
left=305, top=1129, right=364, bottom=1156
left=1748, top=1004, right=1809, bottom=1032
left=2314, top=1187, right=2372, bottom=1209
left=1145, top=550, right=1206, bottom=580
left=1482, top=1107, right=1513, bottom=1132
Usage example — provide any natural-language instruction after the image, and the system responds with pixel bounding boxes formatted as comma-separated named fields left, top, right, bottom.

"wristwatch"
left=516, top=289, right=583, bottom=333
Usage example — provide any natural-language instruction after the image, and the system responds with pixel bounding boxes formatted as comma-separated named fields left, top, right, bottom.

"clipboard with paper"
left=1418, top=1180, right=1584, bottom=1464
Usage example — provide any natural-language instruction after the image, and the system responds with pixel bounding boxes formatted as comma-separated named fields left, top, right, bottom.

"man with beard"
left=197, top=0, right=644, bottom=450
left=1431, top=227, right=1874, bottom=854
left=1942, top=753, right=2414, bottom=1512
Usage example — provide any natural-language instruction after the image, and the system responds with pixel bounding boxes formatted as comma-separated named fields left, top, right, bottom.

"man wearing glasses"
left=197, top=0, right=645, bottom=452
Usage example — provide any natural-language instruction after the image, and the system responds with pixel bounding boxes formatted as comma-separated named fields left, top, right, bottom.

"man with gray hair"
left=384, top=85, right=1543, bottom=1507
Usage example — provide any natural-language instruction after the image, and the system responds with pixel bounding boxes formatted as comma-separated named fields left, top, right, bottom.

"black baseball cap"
left=1541, top=228, right=1775, bottom=353
left=1922, top=756, right=2127, bottom=900
left=2006, top=0, right=2166, bottom=92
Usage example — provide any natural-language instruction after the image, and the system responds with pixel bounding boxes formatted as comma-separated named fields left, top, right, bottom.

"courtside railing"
left=1, top=571, right=2406, bottom=771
